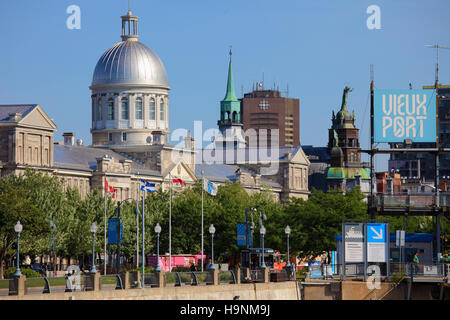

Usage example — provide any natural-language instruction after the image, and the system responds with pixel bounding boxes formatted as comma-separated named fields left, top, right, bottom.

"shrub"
left=4, top=267, right=40, bottom=279
left=128, top=266, right=154, bottom=274
left=171, top=266, right=190, bottom=272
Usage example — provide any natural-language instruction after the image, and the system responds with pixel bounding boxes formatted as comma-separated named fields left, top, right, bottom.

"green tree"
left=284, top=188, right=367, bottom=258
left=0, top=174, right=49, bottom=278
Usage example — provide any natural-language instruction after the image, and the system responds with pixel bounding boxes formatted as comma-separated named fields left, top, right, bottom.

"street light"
left=13, top=221, right=23, bottom=277
left=285, top=225, right=291, bottom=268
left=154, top=223, right=162, bottom=272
left=209, top=224, right=216, bottom=270
left=50, top=220, right=56, bottom=271
left=260, top=225, right=266, bottom=268
left=90, top=222, right=98, bottom=274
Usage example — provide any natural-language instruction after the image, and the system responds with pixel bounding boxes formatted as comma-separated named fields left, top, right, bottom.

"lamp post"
left=90, top=222, right=98, bottom=274
left=285, top=225, right=291, bottom=268
left=50, top=220, right=56, bottom=271
left=260, top=225, right=266, bottom=268
left=13, top=221, right=23, bottom=277
left=209, top=224, right=215, bottom=270
left=154, top=223, right=161, bottom=271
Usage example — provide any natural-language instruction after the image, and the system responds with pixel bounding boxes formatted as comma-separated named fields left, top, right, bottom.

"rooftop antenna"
left=128, top=0, right=131, bottom=12
left=262, top=72, right=265, bottom=90
left=425, top=44, right=450, bottom=83
left=370, top=64, right=374, bottom=83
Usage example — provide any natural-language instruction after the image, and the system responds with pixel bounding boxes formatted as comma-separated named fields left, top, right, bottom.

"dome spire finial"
left=121, top=10, right=139, bottom=41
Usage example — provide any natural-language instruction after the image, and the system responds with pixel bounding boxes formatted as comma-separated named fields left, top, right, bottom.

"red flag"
left=172, top=178, right=186, bottom=187
left=109, top=186, right=116, bottom=199
left=105, top=178, right=116, bottom=198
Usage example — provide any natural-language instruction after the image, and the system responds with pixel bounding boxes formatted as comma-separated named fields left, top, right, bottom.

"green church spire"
left=223, top=48, right=238, bottom=102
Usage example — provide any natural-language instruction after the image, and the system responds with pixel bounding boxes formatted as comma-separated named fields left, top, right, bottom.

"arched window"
left=107, top=98, right=114, bottom=120
left=149, top=98, right=156, bottom=120
left=98, top=99, right=102, bottom=121
left=160, top=99, right=165, bottom=121
left=121, top=97, right=129, bottom=120
left=135, top=97, right=143, bottom=120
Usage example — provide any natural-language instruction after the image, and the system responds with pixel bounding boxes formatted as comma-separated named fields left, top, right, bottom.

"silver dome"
left=91, top=40, right=169, bottom=88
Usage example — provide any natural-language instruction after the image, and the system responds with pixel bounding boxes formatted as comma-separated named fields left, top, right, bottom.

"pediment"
left=19, top=105, right=57, bottom=131
left=162, top=160, right=198, bottom=184
left=290, top=147, right=311, bottom=166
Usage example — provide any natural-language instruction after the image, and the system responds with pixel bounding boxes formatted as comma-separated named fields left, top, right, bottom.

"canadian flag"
left=172, top=178, right=186, bottom=187
left=105, top=178, right=116, bottom=199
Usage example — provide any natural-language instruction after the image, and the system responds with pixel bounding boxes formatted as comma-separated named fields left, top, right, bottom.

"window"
left=121, top=97, right=129, bottom=120
left=135, top=97, right=143, bottom=120
left=108, top=133, right=113, bottom=142
left=107, top=99, right=114, bottom=120
left=98, top=99, right=102, bottom=121
left=160, top=99, right=165, bottom=121
left=122, top=132, right=127, bottom=142
left=149, top=99, right=156, bottom=120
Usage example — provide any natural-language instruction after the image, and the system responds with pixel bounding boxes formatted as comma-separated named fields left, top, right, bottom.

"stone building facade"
left=0, top=10, right=310, bottom=203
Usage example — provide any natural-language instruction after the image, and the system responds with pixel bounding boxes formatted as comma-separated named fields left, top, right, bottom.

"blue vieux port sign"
left=374, top=89, right=436, bottom=143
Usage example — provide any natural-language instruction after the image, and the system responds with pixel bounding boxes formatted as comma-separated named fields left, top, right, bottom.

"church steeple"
left=218, top=47, right=241, bottom=125
left=223, top=49, right=238, bottom=102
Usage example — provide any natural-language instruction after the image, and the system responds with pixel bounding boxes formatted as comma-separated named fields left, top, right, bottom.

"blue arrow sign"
left=367, top=223, right=386, bottom=243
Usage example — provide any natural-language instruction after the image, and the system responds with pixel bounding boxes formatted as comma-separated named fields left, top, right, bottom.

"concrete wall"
left=301, top=280, right=450, bottom=300
left=0, top=282, right=300, bottom=301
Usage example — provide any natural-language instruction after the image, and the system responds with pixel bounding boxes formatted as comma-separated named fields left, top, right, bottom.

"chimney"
left=63, top=132, right=75, bottom=146
left=8, top=113, right=22, bottom=122
left=184, top=130, right=195, bottom=150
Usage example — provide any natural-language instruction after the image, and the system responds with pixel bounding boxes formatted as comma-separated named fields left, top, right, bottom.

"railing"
left=143, top=273, right=158, bottom=288
left=370, top=192, right=450, bottom=210
left=404, top=263, right=448, bottom=278
left=250, top=269, right=265, bottom=283
left=165, top=271, right=212, bottom=287
left=100, top=275, right=118, bottom=291
left=219, top=270, right=236, bottom=284
left=0, top=279, right=12, bottom=296
left=3, top=266, right=302, bottom=297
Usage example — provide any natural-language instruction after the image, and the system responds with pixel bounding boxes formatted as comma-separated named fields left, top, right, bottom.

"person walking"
left=412, top=251, right=420, bottom=275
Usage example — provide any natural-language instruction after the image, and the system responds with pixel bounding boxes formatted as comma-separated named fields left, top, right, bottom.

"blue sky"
left=1, top=0, right=449, bottom=170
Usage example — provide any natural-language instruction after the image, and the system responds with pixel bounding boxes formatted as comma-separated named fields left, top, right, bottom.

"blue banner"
left=374, top=89, right=436, bottom=143
left=237, top=223, right=252, bottom=246
left=108, top=218, right=123, bottom=244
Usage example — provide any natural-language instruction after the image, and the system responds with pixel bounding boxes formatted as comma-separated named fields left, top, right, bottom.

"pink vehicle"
left=146, top=252, right=206, bottom=272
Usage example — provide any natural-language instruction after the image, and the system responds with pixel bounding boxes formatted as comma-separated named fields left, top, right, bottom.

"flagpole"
left=104, top=174, right=107, bottom=276
left=142, top=192, right=145, bottom=287
left=136, top=173, right=139, bottom=269
left=201, top=170, right=204, bottom=272
left=169, top=173, right=172, bottom=272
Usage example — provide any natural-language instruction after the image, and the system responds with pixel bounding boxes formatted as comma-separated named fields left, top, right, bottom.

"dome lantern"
left=121, top=11, right=139, bottom=42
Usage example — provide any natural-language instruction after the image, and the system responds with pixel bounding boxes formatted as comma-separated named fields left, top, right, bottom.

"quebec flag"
left=140, top=179, right=156, bottom=192
left=203, top=179, right=218, bottom=196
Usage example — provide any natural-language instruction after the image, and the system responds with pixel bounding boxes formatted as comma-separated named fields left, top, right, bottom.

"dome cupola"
left=90, top=11, right=169, bottom=89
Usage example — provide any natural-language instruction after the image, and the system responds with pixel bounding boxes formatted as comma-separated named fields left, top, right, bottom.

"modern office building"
left=240, top=88, right=300, bottom=147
